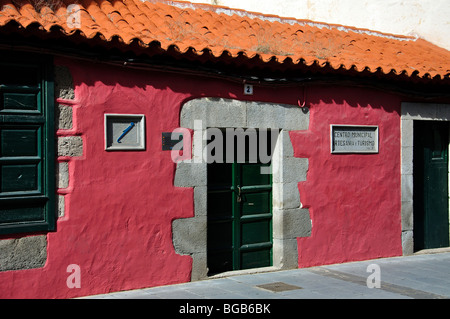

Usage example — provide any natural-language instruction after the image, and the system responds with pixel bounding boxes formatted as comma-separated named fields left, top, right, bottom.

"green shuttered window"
left=0, top=53, right=55, bottom=235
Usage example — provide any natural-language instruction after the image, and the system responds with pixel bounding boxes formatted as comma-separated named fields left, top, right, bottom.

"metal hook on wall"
left=297, top=86, right=309, bottom=113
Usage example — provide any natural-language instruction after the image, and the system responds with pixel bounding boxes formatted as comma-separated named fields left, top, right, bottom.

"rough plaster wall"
left=190, top=0, right=450, bottom=51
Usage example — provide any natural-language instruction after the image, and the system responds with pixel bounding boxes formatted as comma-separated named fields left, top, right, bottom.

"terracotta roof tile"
left=1, top=0, right=449, bottom=80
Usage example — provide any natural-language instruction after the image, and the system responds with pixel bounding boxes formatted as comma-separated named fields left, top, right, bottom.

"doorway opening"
left=413, top=120, right=450, bottom=251
left=206, top=129, right=277, bottom=275
left=172, top=97, right=311, bottom=280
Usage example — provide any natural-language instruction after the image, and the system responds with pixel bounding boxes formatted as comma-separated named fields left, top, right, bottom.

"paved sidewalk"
left=83, top=251, right=450, bottom=299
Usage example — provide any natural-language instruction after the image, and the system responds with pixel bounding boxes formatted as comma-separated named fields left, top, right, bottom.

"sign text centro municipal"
left=331, top=125, right=379, bottom=153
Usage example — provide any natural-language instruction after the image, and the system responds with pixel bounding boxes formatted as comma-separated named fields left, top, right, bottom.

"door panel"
left=1, top=164, right=39, bottom=192
left=238, top=162, right=272, bottom=270
left=207, top=162, right=234, bottom=274
left=241, top=249, right=271, bottom=269
left=241, top=219, right=271, bottom=245
left=242, top=193, right=270, bottom=215
left=1, top=127, right=39, bottom=156
left=241, top=163, right=270, bottom=186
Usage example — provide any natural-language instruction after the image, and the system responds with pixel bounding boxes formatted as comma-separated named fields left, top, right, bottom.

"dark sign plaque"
left=162, top=132, right=183, bottom=151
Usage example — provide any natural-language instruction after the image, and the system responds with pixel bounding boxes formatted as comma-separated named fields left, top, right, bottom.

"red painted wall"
left=0, top=58, right=402, bottom=298
left=292, top=87, right=403, bottom=267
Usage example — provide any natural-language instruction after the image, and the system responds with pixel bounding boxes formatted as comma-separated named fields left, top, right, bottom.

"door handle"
left=237, top=185, right=242, bottom=203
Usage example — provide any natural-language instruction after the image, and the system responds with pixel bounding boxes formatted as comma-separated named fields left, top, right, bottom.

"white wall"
left=189, top=0, right=450, bottom=51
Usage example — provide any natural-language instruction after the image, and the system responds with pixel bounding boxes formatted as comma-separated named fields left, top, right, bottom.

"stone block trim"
left=57, top=161, right=69, bottom=189
left=174, top=163, right=207, bottom=187
left=0, top=236, right=47, bottom=271
left=54, top=65, right=75, bottom=101
left=172, top=215, right=208, bottom=280
left=180, top=97, right=309, bottom=130
left=172, top=98, right=311, bottom=280
left=273, top=208, right=311, bottom=239
left=57, top=136, right=83, bottom=157
left=55, top=64, right=82, bottom=221
left=56, top=104, right=73, bottom=130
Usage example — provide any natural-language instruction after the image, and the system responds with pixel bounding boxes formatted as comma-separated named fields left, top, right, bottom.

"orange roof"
left=1, top=0, right=450, bottom=80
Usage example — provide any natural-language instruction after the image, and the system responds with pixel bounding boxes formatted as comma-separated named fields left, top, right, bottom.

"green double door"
left=207, top=161, right=272, bottom=275
left=414, top=121, right=450, bottom=250
left=206, top=128, right=276, bottom=275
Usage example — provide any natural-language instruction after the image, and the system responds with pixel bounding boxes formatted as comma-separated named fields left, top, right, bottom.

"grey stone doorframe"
left=401, top=102, right=450, bottom=255
left=172, top=97, right=311, bottom=280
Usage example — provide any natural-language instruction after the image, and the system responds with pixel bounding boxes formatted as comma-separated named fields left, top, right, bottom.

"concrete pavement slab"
left=81, top=251, right=450, bottom=300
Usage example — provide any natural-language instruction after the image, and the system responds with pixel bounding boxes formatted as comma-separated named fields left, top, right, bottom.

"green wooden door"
left=207, top=162, right=272, bottom=274
left=207, top=129, right=274, bottom=275
left=413, top=121, right=450, bottom=250
left=0, top=53, right=55, bottom=235
left=237, top=162, right=272, bottom=270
